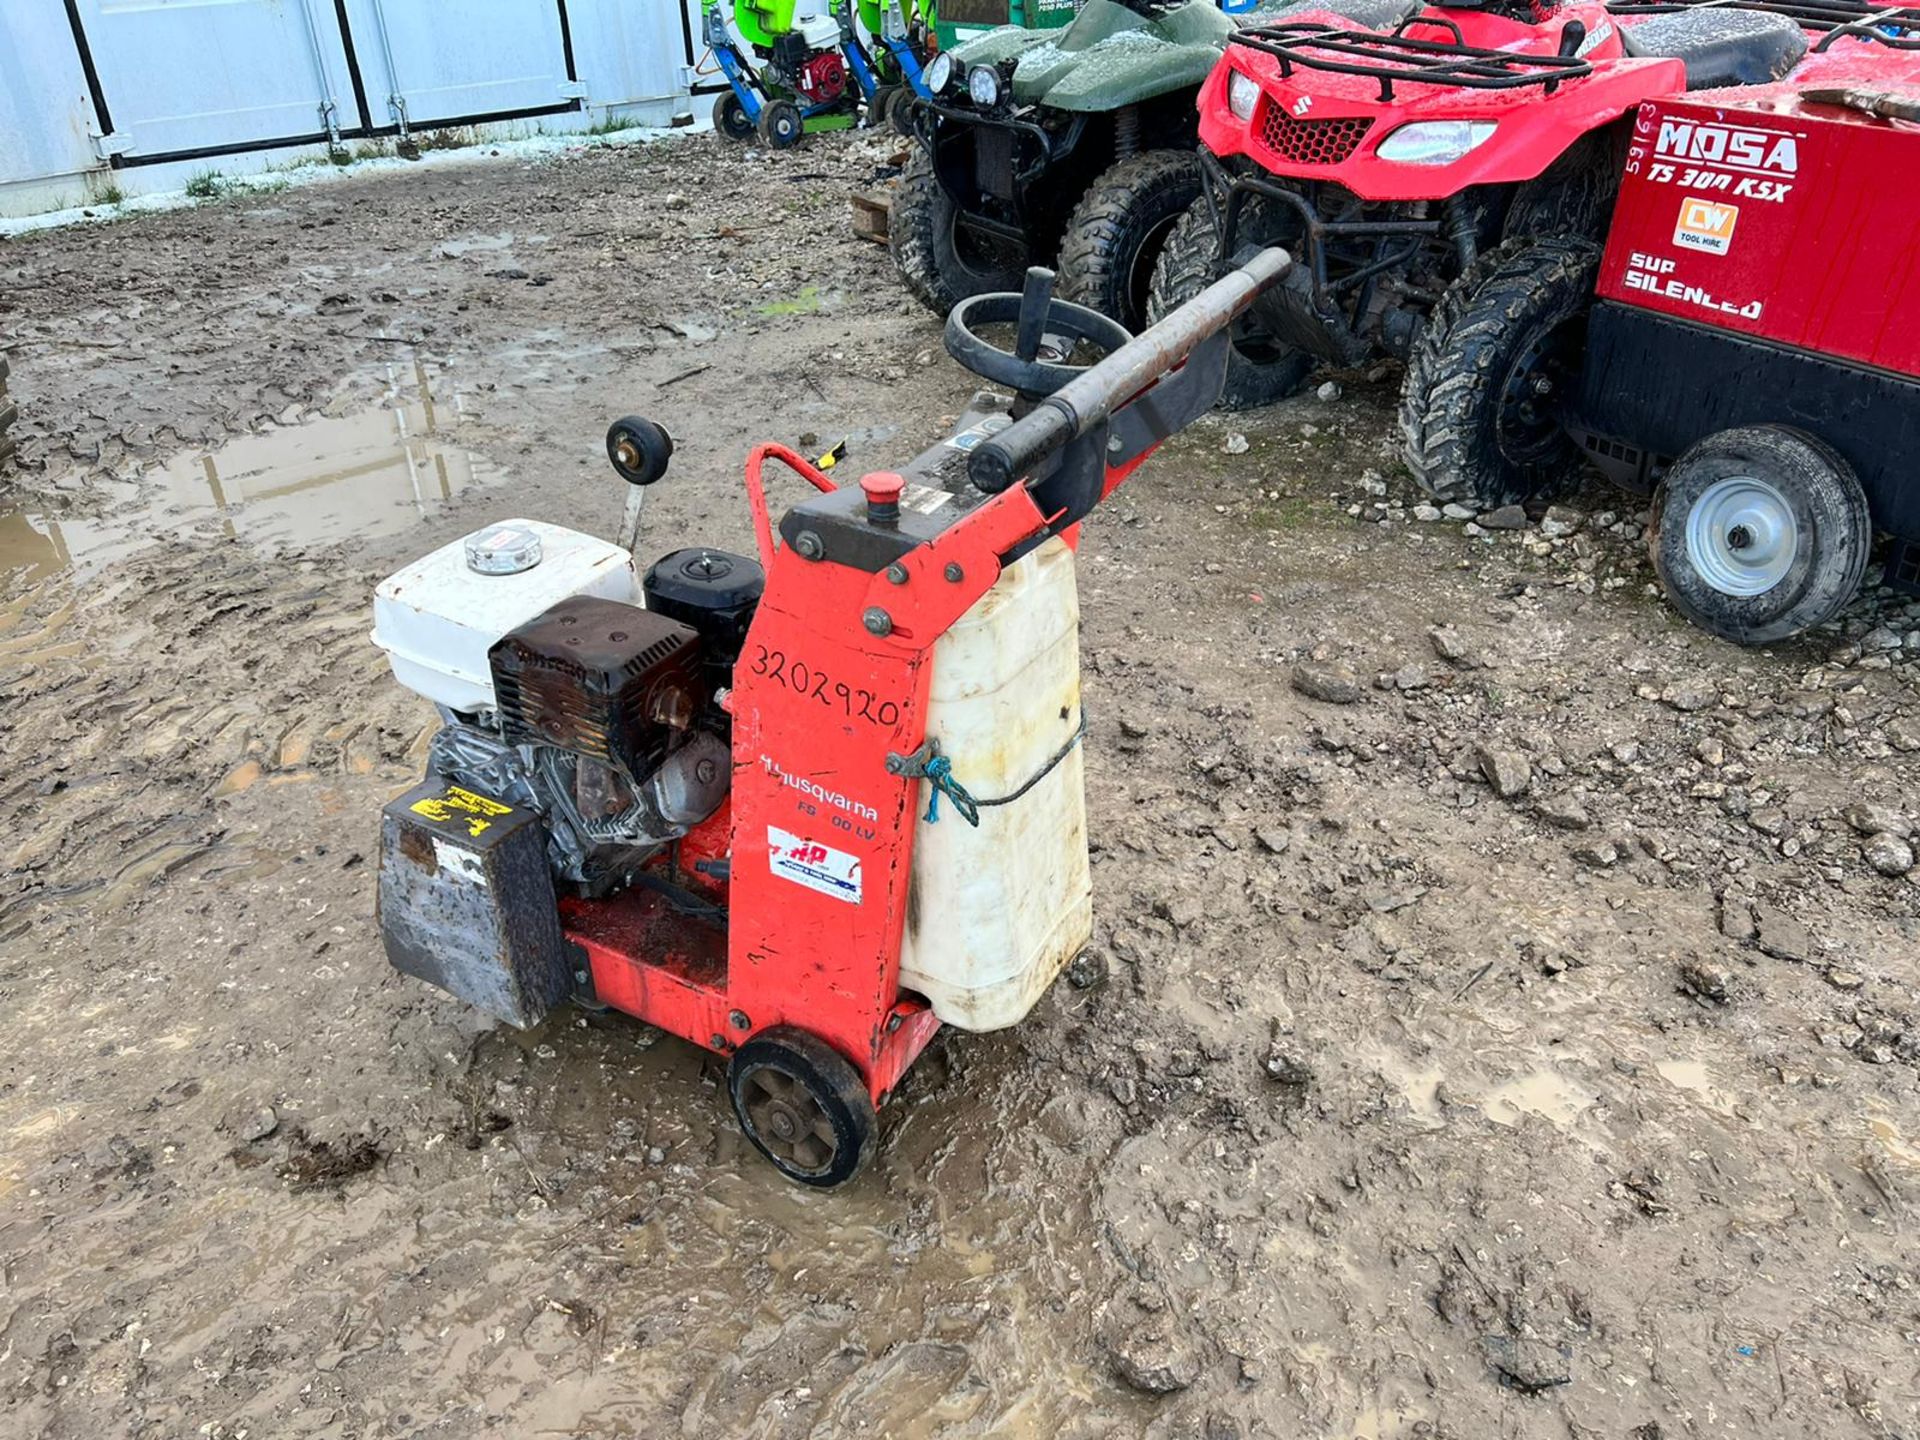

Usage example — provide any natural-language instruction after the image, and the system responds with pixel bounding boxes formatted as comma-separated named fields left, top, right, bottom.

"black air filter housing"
left=643, top=548, right=765, bottom=673
left=489, top=597, right=704, bottom=779
left=771, top=30, right=811, bottom=78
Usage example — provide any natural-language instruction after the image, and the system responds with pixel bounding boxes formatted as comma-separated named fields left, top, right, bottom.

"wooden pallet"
left=850, top=186, right=892, bottom=245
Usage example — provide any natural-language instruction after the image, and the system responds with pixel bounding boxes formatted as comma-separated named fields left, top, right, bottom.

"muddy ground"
left=2, top=128, right=1918, bottom=1440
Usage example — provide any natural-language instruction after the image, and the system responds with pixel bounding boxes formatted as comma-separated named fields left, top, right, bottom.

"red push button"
left=861, top=471, right=905, bottom=526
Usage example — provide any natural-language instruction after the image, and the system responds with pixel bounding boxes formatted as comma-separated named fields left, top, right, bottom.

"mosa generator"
left=370, top=254, right=1292, bottom=1186
left=1565, top=55, right=1920, bottom=643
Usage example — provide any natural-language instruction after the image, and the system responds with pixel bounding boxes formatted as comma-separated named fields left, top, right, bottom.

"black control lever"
left=944, top=267, right=1133, bottom=400
left=1012, top=266, right=1054, bottom=367
left=968, top=246, right=1293, bottom=495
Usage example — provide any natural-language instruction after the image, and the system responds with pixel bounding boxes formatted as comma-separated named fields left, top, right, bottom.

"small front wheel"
left=606, top=415, right=673, bottom=486
left=728, top=1026, right=876, bottom=1187
left=714, top=90, right=756, bottom=143
left=890, top=88, right=919, bottom=137
left=1649, top=424, right=1871, bottom=645
left=757, top=98, right=805, bottom=150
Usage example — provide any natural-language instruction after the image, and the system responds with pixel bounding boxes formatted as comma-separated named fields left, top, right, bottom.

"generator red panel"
left=1599, top=93, right=1920, bottom=378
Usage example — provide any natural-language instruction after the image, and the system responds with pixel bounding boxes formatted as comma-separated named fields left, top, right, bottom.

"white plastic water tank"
left=371, top=520, right=641, bottom=714
left=898, top=536, right=1092, bottom=1031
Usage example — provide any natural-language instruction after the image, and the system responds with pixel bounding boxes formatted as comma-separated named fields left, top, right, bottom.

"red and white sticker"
left=767, top=826, right=862, bottom=904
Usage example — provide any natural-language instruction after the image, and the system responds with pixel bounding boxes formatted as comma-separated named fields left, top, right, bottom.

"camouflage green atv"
left=891, top=0, right=1234, bottom=332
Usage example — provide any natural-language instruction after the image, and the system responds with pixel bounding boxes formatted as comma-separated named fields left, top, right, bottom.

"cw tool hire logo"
left=1674, top=197, right=1739, bottom=255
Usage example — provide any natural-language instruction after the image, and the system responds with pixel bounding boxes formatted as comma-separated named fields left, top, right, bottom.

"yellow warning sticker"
left=410, top=784, right=512, bottom=838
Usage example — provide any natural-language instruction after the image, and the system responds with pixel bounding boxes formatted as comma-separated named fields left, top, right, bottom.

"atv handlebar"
left=967, top=245, right=1294, bottom=495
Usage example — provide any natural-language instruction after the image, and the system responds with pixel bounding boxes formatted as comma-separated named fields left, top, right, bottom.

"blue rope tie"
left=921, top=755, right=980, bottom=827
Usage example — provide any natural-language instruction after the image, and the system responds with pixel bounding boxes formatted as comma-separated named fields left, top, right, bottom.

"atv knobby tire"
left=889, top=147, right=1029, bottom=317
left=1649, top=424, right=1871, bottom=645
left=1146, top=197, right=1314, bottom=411
left=1502, top=124, right=1629, bottom=244
left=0, top=353, right=15, bottom=469
left=1055, top=149, right=1203, bottom=333
left=1400, top=235, right=1600, bottom=510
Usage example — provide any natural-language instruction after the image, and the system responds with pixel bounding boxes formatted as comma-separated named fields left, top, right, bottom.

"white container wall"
left=0, top=1, right=707, bottom=218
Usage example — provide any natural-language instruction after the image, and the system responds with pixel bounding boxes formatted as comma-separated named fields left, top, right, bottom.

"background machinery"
left=705, top=0, right=939, bottom=147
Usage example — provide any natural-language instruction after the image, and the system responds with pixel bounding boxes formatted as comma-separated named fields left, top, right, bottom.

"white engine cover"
left=372, top=520, right=641, bottom=714
left=795, top=12, right=843, bottom=48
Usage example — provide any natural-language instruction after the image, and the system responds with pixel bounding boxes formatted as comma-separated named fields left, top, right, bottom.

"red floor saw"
left=370, top=251, right=1290, bottom=1186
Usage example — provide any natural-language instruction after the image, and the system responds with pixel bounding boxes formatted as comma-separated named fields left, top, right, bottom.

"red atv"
left=1149, top=0, right=1822, bottom=506
left=1537, top=36, right=1920, bottom=642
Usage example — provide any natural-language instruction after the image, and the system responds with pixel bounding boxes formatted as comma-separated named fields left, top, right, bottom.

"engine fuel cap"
left=465, top=522, right=543, bottom=575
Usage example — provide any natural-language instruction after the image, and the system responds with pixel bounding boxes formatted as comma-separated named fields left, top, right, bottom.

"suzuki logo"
left=1291, top=95, right=1312, bottom=117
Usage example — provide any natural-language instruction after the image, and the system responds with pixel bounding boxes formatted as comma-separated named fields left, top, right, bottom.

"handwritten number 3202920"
left=751, top=646, right=901, bottom=728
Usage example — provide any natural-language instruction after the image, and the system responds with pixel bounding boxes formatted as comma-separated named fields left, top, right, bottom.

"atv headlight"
left=967, top=63, right=1002, bottom=108
left=1227, top=68, right=1261, bottom=122
left=925, top=52, right=955, bottom=95
left=1375, top=121, right=1498, bottom=166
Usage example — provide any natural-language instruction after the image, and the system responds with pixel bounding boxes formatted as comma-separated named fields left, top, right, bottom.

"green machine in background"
left=933, top=0, right=1079, bottom=49
left=703, top=0, right=940, bottom=146
left=893, top=0, right=1226, bottom=328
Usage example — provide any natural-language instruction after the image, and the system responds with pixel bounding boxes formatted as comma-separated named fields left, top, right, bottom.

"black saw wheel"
left=728, top=1026, right=876, bottom=1187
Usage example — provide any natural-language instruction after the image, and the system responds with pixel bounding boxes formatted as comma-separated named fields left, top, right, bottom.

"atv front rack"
left=1227, top=22, right=1593, bottom=102
left=1606, top=0, right=1920, bottom=47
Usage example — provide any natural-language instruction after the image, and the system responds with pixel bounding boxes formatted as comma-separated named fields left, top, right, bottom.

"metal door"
left=339, top=0, right=580, bottom=129
left=67, top=0, right=356, bottom=162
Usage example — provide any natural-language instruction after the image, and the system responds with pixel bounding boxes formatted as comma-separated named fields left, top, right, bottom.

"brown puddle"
left=0, top=362, right=498, bottom=590
left=1483, top=1068, right=1596, bottom=1129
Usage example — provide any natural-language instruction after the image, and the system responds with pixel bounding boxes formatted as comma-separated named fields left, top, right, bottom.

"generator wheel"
left=714, top=91, right=756, bottom=143
left=889, top=146, right=1027, bottom=317
left=0, top=353, right=14, bottom=469
left=1400, top=235, right=1600, bottom=510
left=728, top=1026, right=876, bottom=1188
left=1649, top=425, right=1871, bottom=645
left=1146, top=197, right=1313, bottom=411
left=1055, top=150, right=1203, bottom=333
left=757, top=98, right=804, bottom=150
left=868, top=83, right=899, bottom=130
